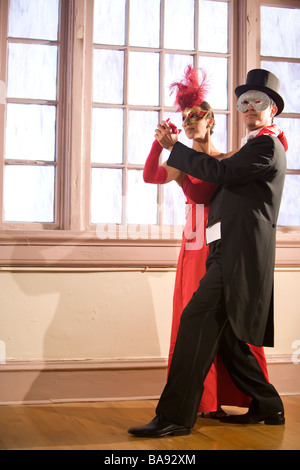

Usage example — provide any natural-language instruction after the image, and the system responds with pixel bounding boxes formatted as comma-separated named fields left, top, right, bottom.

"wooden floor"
left=0, top=395, right=299, bottom=450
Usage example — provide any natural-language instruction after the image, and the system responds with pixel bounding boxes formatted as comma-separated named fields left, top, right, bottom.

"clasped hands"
left=155, top=119, right=179, bottom=151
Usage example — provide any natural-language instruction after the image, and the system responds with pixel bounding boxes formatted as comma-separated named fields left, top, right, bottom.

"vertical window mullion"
left=123, top=104, right=129, bottom=226
left=56, top=0, right=73, bottom=230
left=227, top=0, right=233, bottom=152
left=158, top=0, right=165, bottom=228
left=0, top=0, right=9, bottom=228
left=123, top=1, right=129, bottom=226
left=194, top=0, right=199, bottom=68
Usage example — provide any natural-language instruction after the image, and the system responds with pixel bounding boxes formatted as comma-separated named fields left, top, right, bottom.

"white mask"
left=237, top=90, right=271, bottom=113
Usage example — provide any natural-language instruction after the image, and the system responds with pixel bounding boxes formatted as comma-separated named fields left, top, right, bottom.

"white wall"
left=266, top=268, right=300, bottom=358
left=0, top=268, right=175, bottom=361
left=0, top=267, right=299, bottom=362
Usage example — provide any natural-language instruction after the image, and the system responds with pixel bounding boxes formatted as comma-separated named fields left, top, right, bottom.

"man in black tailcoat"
left=128, top=69, right=287, bottom=437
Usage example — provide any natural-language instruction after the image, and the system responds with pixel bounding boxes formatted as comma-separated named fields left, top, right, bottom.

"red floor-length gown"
left=168, top=174, right=269, bottom=412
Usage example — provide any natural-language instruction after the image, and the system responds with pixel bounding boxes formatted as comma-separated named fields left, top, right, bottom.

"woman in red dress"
left=143, top=66, right=269, bottom=415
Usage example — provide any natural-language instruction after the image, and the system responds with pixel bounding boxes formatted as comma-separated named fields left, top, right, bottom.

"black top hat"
left=235, top=69, right=284, bottom=116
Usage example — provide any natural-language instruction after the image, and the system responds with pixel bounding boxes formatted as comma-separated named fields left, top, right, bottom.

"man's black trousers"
left=156, top=240, right=283, bottom=428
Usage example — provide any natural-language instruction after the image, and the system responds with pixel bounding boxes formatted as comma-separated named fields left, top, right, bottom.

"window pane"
left=261, top=60, right=300, bottom=114
left=5, top=104, right=56, bottom=161
left=128, top=111, right=159, bottom=164
left=163, top=182, right=186, bottom=226
left=93, top=49, right=124, bottom=104
left=164, top=0, right=194, bottom=50
left=128, top=52, right=159, bottom=106
left=93, top=0, right=125, bottom=45
left=164, top=55, right=194, bottom=107
left=7, top=43, right=57, bottom=100
left=212, top=114, right=227, bottom=153
left=8, top=0, right=59, bottom=40
left=277, top=175, right=300, bottom=226
left=92, top=108, right=123, bottom=164
left=199, top=57, right=228, bottom=110
left=274, top=117, right=300, bottom=170
left=91, top=169, right=122, bottom=224
left=127, top=170, right=157, bottom=224
left=4, top=166, right=55, bottom=222
left=129, top=0, right=160, bottom=48
left=261, top=6, right=300, bottom=59
left=198, top=0, right=228, bottom=53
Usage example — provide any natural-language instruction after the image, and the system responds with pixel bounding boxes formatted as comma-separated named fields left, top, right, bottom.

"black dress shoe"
left=128, top=415, right=191, bottom=438
left=220, top=410, right=285, bottom=425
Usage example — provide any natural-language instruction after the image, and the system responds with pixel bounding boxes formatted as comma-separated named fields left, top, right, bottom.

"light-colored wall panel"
left=0, top=267, right=299, bottom=404
left=0, top=268, right=299, bottom=362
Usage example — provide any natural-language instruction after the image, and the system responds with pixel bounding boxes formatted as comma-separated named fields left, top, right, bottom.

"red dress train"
left=168, top=174, right=269, bottom=412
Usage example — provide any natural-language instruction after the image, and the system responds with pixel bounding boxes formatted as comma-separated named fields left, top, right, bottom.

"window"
left=1, top=0, right=61, bottom=228
left=0, top=0, right=299, bottom=267
left=260, top=3, right=300, bottom=228
left=90, top=0, right=231, bottom=239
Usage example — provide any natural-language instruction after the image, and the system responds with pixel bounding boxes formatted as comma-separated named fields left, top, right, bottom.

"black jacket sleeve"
left=167, top=136, right=276, bottom=185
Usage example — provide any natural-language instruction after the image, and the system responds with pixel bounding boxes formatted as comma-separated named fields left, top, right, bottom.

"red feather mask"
left=170, top=65, right=209, bottom=112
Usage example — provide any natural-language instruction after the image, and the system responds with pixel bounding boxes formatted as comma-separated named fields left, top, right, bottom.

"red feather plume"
left=170, top=65, right=209, bottom=112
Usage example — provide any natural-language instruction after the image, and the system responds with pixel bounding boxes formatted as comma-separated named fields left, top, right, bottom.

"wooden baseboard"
left=0, top=358, right=168, bottom=405
left=0, top=356, right=299, bottom=405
